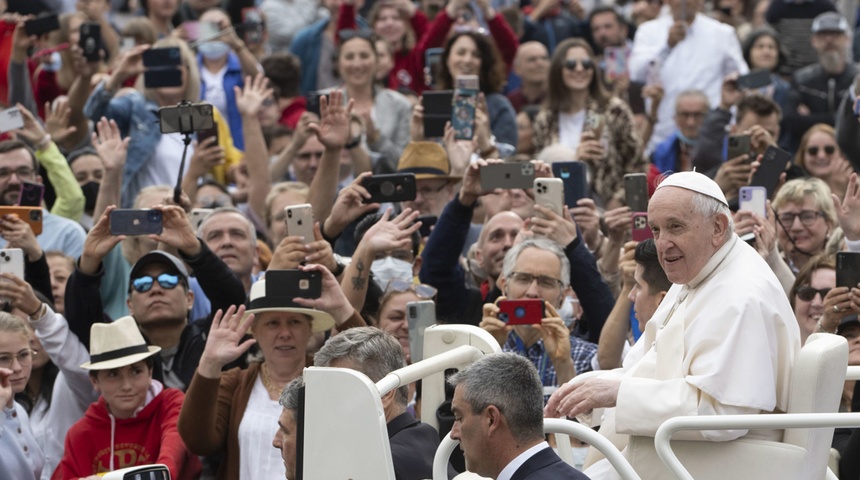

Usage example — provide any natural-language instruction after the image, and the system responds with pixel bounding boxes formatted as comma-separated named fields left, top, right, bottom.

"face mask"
left=571, top=446, right=589, bottom=470
left=372, top=257, right=413, bottom=290
left=198, top=41, right=231, bottom=60
left=80, top=181, right=100, bottom=213
left=558, top=295, right=578, bottom=328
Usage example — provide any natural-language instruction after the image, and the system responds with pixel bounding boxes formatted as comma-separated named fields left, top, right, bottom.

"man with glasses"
left=397, top=142, right=459, bottom=218
left=65, top=205, right=246, bottom=391
left=648, top=90, right=709, bottom=191
left=480, top=238, right=598, bottom=391
left=0, top=140, right=86, bottom=257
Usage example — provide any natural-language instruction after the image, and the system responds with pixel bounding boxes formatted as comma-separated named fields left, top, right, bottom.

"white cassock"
left=585, top=234, right=801, bottom=480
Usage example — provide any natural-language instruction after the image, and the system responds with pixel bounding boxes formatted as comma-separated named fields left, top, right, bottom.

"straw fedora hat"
left=396, top=142, right=461, bottom=182
left=245, top=278, right=336, bottom=333
left=81, top=316, right=161, bottom=370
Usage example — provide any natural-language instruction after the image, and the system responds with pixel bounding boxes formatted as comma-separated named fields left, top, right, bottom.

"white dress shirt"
left=497, top=441, right=551, bottom=480
left=629, top=13, right=748, bottom=151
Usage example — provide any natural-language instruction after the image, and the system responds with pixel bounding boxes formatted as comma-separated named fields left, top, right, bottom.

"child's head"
left=0, top=312, right=33, bottom=403
left=82, top=317, right=161, bottom=419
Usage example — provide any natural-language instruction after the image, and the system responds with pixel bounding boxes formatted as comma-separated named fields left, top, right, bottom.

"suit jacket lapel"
left=510, top=447, right=559, bottom=480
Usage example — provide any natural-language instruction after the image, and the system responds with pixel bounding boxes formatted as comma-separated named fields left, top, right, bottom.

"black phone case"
left=24, top=15, right=60, bottom=36
left=79, top=22, right=101, bottom=62
left=110, top=210, right=163, bottom=236
left=145, top=68, right=183, bottom=88
left=480, top=163, right=536, bottom=190
left=750, top=146, right=790, bottom=198
left=266, top=270, right=322, bottom=299
left=306, top=93, right=322, bottom=117
left=142, top=47, right=182, bottom=67
left=422, top=91, right=453, bottom=138
left=624, top=174, right=648, bottom=212
left=18, top=182, right=44, bottom=207
left=362, top=173, right=417, bottom=203
left=836, top=252, right=860, bottom=289
left=553, top=162, right=588, bottom=208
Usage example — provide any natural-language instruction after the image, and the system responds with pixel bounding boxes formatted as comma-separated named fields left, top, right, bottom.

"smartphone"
left=727, top=134, right=751, bottom=162
left=552, top=161, right=588, bottom=208
left=189, top=208, right=213, bottom=231
left=120, top=36, right=136, bottom=53
left=407, top=300, right=436, bottom=363
left=0, top=249, right=25, bottom=301
left=285, top=203, right=314, bottom=242
left=199, top=21, right=221, bottom=42
left=241, top=8, right=264, bottom=45
left=144, top=68, right=182, bottom=88
left=424, top=47, right=445, bottom=88
left=17, top=181, right=44, bottom=207
left=604, top=47, right=628, bottom=81
left=836, top=252, right=860, bottom=289
left=738, top=186, right=766, bottom=243
left=109, top=209, right=163, bottom=236
left=736, top=69, right=773, bottom=90
left=417, top=214, right=437, bottom=238
left=0, top=107, right=24, bottom=134
left=422, top=90, right=453, bottom=138
left=24, top=14, right=60, bottom=36
left=451, top=75, right=478, bottom=140
left=158, top=102, right=214, bottom=134
left=624, top=173, right=648, bottom=212
left=534, top=178, right=564, bottom=218
left=181, top=21, right=200, bottom=41
left=362, top=173, right=417, bottom=203
left=265, top=269, right=322, bottom=299
left=585, top=111, right=604, bottom=139
left=305, top=92, right=323, bottom=117
left=632, top=212, right=653, bottom=242
left=197, top=125, right=219, bottom=146
left=750, top=146, right=791, bottom=199
left=480, top=162, right=535, bottom=190
left=79, top=22, right=101, bottom=62
left=0, top=207, right=42, bottom=235
left=142, top=47, right=182, bottom=67
left=498, top=299, right=544, bottom=325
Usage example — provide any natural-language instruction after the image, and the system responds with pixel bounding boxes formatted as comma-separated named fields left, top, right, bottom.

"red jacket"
left=52, top=384, right=201, bottom=480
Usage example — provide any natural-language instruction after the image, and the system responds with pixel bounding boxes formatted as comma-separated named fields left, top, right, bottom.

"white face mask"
left=198, top=40, right=231, bottom=60
left=371, top=257, right=413, bottom=290
left=571, top=446, right=589, bottom=470
left=558, top=295, right=578, bottom=328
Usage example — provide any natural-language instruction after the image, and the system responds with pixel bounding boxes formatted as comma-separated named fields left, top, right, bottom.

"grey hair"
left=314, top=327, right=408, bottom=406
left=198, top=206, right=258, bottom=245
left=279, top=376, right=304, bottom=411
left=448, top=353, right=545, bottom=444
left=501, top=238, right=570, bottom=288
left=675, top=89, right=709, bottom=111
left=689, top=192, right=734, bottom=240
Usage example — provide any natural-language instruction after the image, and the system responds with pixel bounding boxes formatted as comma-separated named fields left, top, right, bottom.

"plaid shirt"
left=503, top=332, right=598, bottom=390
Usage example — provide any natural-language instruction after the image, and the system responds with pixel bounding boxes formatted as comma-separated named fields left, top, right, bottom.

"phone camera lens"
left=29, top=210, right=40, bottom=221
left=498, top=313, right=508, bottom=322
left=149, top=211, right=161, bottom=222
left=514, top=306, right=526, bottom=318
left=380, top=181, right=395, bottom=197
left=409, top=306, right=416, bottom=317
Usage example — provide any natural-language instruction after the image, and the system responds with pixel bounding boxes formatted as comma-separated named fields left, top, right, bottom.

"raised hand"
left=291, top=263, right=354, bottom=325
left=570, top=198, right=601, bottom=249
left=310, top=90, right=353, bottom=150
left=148, top=205, right=200, bottom=255
left=361, top=208, right=422, bottom=255
left=0, top=273, right=41, bottom=315
left=305, top=223, right=337, bottom=273
left=323, top=172, right=379, bottom=238
left=198, top=305, right=256, bottom=378
left=832, top=172, right=860, bottom=241
left=0, top=367, right=14, bottom=408
left=13, top=103, right=48, bottom=147
left=80, top=206, right=126, bottom=274
left=0, top=215, right=41, bottom=261
left=529, top=204, right=577, bottom=247
left=44, top=99, right=78, bottom=145
left=479, top=297, right=510, bottom=346
left=269, top=236, right=310, bottom=270
left=235, top=73, right=274, bottom=118
left=92, top=117, right=129, bottom=172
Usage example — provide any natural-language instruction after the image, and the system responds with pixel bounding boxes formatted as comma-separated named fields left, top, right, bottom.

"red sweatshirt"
left=52, top=384, right=201, bottom=480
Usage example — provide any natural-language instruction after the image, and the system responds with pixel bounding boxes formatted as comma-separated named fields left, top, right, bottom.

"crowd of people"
left=0, top=0, right=859, bottom=478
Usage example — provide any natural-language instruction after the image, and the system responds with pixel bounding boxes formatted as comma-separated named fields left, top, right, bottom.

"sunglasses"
left=384, top=279, right=437, bottom=300
left=806, top=145, right=836, bottom=156
left=796, top=285, right=831, bottom=302
left=563, top=58, right=594, bottom=71
left=132, top=273, right=182, bottom=293
left=338, top=28, right=373, bottom=43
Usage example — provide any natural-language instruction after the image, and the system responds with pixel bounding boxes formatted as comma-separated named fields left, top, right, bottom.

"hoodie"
left=52, top=381, right=201, bottom=480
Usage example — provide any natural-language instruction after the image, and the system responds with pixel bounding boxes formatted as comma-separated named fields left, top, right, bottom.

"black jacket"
left=783, top=62, right=858, bottom=151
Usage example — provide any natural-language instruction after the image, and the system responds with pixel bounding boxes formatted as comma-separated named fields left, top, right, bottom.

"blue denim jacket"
left=84, top=81, right=162, bottom=208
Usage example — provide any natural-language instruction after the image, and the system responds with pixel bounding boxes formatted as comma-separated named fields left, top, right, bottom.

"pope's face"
left=273, top=408, right=298, bottom=479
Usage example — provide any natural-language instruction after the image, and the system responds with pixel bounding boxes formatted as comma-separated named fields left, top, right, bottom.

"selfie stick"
left=173, top=101, right=196, bottom=205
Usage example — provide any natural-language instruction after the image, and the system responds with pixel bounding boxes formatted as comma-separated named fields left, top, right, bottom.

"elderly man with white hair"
left=546, top=171, right=801, bottom=480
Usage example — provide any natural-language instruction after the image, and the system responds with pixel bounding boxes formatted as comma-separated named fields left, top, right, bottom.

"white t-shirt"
left=201, top=64, right=229, bottom=120
left=558, top=110, right=586, bottom=153
left=137, top=133, right=196, bottom=192
left=238, top=374, right=286, bottom=480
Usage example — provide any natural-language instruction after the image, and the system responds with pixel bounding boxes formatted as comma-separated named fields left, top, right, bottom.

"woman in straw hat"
left=178, top=263, right=361, bottom=480
left=54, top=316, right=201, bottom=480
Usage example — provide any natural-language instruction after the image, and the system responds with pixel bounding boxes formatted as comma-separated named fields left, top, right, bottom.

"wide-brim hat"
left=129, top=250, right=189, bottom=284
left=81, top=316, right=161, bottom=370
left=396, top=142, right=461, bottom=182
left=245, top=278, right=336, bottom=333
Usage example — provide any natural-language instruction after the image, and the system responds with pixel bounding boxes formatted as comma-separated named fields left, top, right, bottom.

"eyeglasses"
left=776, top=210, right=824, bottom=227
left=796, top=285, right=831, bottom=302
left=416, top=182, right=449, bottom=198
left=384, top=279, right=437, bottom=299
left=0, top=349, right=34, bottom=369
left=0, top=167, right=35, bottom=181
left=563, top=58, right=594, bottom=71
left=132, top=273, right=182, bottom=293
left=806, top=145, right=836, bottom=156
left=508, top=271, right=564, bottom=291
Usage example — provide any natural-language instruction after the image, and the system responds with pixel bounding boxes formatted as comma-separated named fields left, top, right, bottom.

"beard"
left=819, top=50, right=846, bottom=73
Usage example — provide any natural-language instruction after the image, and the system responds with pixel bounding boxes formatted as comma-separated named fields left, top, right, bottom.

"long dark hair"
left=545, top=38, right=610, bottom=114
left=742, top=27, right=785, bottom=73
left=436, top=31, right=506, bottom=94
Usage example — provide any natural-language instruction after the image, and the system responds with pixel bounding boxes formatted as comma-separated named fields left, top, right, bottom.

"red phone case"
left=632, top=213, right=653, bottom=242
left=498, top=299, right=544, bottom=325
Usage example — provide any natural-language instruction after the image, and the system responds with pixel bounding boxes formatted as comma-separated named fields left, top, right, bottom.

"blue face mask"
left=198, top=41, right=231, bottom=60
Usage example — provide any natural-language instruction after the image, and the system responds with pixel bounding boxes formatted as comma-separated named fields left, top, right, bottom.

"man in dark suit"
left=314, top=327, right=455, bottom=480
left=449, top=353, right=591, bottom=480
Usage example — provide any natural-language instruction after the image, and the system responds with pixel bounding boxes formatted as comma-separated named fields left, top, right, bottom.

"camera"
left=158, top=102, right=215, bottom=135
left=634, top=215, right=648, bottom=229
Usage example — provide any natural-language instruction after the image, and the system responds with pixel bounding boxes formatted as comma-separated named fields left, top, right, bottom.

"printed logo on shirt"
left=93, top=443, right=152, bottom=473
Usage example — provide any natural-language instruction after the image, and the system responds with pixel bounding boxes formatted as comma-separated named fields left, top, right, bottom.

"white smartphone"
left=285, top=203, right=314, bottom=243
left=0, top=249, right=24, bottom=301
left=407, top=300, right=436, bottom=363
left=739, top=186, right=767, bottom=243
left=534, top=178, right=564, bottom=218
left=0, top=107, right=24, bottom=134
left=189, top=208, right=213, bottom=232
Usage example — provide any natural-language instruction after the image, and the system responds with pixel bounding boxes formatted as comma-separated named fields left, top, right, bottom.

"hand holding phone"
left=498, top=299, right=544, bottom=325
left=110, top=209, right=163, bottom=236
left=265, top=269, right=322, bottom=299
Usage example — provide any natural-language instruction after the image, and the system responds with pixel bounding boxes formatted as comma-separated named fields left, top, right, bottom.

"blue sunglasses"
left=132, top=273, right=182, bottom=293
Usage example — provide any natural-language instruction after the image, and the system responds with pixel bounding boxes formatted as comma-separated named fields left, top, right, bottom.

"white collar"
left=686, top=234, right=737, bottom=289
left=497, top=441, right=550, bottom=480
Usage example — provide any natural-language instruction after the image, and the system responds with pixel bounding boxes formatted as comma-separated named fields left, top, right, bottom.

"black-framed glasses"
left=806, top=145, right=836, bottom=156
left=563, top=58, right=594, bottom=71
left=384, top=279, right=437, bottom=299
left=508, top=271, right=564, bottom=291
left=776, top=210, right=824, bottom=227
left=132, top=273, right=182, bottom=293
left=416, top=182, right=449, bottom=198
left=0, top=349, right=34, bottom=369
left=0, top=167, right=35, bottom=181
left=796, top=286, right=831, bottom=302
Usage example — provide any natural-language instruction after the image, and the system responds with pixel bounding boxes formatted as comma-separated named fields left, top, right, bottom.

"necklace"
left=260, top=363, right=285, bottom=397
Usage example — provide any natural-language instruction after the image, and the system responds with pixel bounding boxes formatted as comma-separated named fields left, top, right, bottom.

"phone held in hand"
left=110, top=209, right=163, bottom=236
left=624, top=173, right=648, bottom=213
left=285, top=203, right=315, bottom=243
left=498, top=299, right=544, bottom=325
left=361, top=173, right=417, bottom=204
left=480, top=162, right=535, bottom=190
left=0, top=207, right=43, bottom=235
left=18, top=181, right=44, bottom=207
left=266, top=269, right=322, bottom=299
left=451, top=75, right=479, bottom=140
